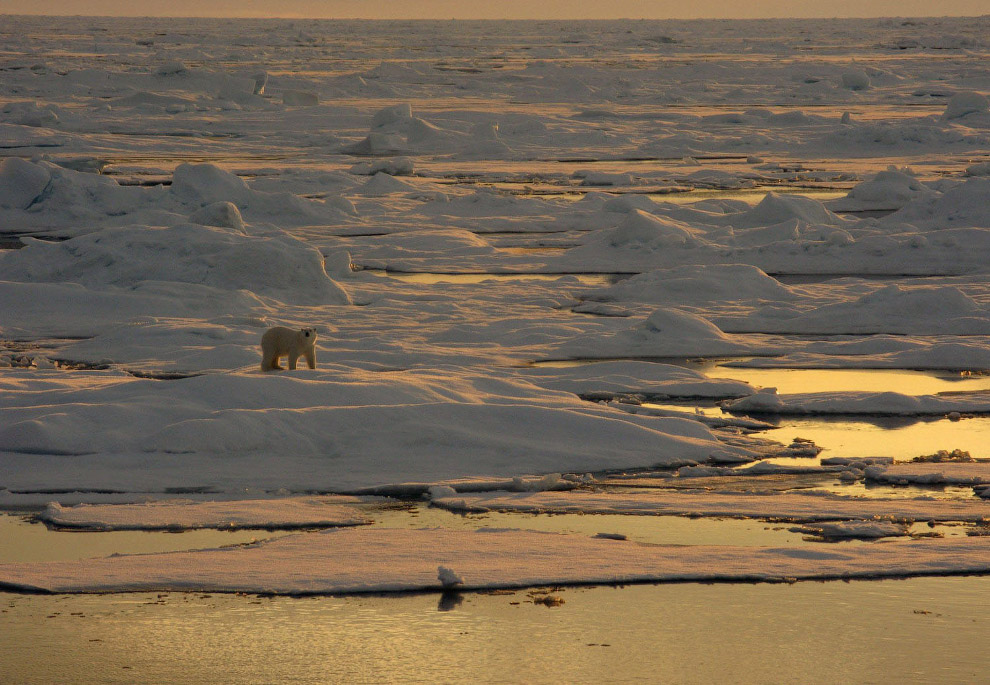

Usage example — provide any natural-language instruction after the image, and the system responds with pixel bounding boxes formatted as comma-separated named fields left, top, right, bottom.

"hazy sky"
left=3, top=1, right=988, bottom=19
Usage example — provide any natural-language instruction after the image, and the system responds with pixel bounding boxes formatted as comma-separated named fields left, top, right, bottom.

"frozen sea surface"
left=2, top=16, right=990, bottom=679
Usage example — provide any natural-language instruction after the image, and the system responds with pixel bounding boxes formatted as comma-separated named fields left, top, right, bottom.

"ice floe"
left=2, top=16, right=990, bottom=571
left=2, top=527, right=990, bottom=594
left=431, top=490, right=990, bottom=523
left=0, top=366, right=760, bottom=492
left=39, top=496, right=371, bottom=531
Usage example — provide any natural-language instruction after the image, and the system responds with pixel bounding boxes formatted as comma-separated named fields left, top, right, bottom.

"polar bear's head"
left=300, top=327, right=317, bottom=342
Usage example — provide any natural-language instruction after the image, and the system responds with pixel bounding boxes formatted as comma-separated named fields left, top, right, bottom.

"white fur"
left=260, top=326, right=317, bottom=371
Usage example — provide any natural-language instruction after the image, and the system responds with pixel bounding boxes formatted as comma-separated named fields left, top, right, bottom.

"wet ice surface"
left=2, top=14, right=990, bottom=680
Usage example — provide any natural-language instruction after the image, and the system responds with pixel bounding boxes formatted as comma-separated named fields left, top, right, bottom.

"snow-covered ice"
left=432, top=490, right=990, bottom=523
left=3, top=527, right=990, bottom=594
left=38, top=496, right=371, bottom=530
left=2, top=14, right=990, bottom=593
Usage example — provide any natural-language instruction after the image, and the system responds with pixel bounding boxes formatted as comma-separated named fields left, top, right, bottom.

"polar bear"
left=260, top=326, right=317, bottom=371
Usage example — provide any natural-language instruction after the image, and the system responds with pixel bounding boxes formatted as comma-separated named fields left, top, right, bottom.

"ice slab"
left=38, top=497, right=371, bottom=531
left=0, top=367, right=757, bottom=492
left=432, top=490, right=990, bottom=523
left=866, top=461, right=990, bottom=486
left=2, top=528, right=990, bottom=594
left=791, top=521, right=909, bottom=539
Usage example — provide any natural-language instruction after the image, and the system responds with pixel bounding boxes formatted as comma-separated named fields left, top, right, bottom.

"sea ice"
left=39, top=496, right=371, bottom=531
left=2, top=527, right=989, bottom=594
left=431, top=490, right=990, bottom=523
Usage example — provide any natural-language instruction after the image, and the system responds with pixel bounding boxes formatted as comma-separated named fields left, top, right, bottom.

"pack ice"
left=2, top=15, right=990, bottom=592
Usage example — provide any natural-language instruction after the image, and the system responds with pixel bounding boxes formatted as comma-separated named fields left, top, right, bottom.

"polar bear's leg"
left=304, top=348, right=316, bottom=369
left=263, top=351, right=284, bottom=371
left=288, top=352, right=299, bottom=370
left=261, top=341, right=282, bottom=371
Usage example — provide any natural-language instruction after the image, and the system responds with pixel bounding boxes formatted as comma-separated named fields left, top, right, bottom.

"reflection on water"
left=2, top=577, right=987, bottom=684
left=635, top=364, right=990, bottom=463
left=0, top=514, right=286, bottom=563
left=705, top=364, right=990, bottom=396
left=511, top=185, right=849, bottom=205
left=758, top=416, right=990, bottom=463
left=650, top=187, right=849, bottom=205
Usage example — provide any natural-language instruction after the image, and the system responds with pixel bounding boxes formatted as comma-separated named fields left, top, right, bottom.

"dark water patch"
left=163, top=486, right=224, bottom=495
left=361, top=269, right=632, bottom=287
left=833, top=208, right=896, bottom=218
left=51, top=360, right=112, bottom=371
left=114, top=178, right=171, bottom=187
left=0, top=232, right=69, bottom=245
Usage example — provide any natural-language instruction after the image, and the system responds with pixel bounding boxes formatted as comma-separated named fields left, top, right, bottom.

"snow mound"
left=829, top=169, right=936, bottom=212
left=884, top=177, right=990, bottom=229
left=282, top=89, right=319, bottom=106
left=189, top=201, right=245, bottom=231
left=841, top=70, right=871, bottom=91
left=0, top=223, right=351, bottom=305
left=1, top=101, right=59, bottom=127
left=0, top=157, right=51, bottom=210
left=371, top=103, right=413, bottom=129
left=606, top=210, right=702, bottom=248
left=0, top=160, right=138, bottom=227
left=346, top=103, right=473, bottom=155
left=742, top=285, right=989, bottom=335
left=40, top=497, right=370, bottom=530
left=342, top=132, right=407, bottom=155
left=170, top=163, right=253, bottom=206
left=556, top=307, right=759, bottom=359
left=722, top=192, right=844, bottom=228
left=0, top=160, right=344, bottom=233
left=941, top=91, right=990, bottom=121
left=643, top=308, right=734, bottom=339
left=582, top=264, right=796, bottom=305
left=357, top=171, right=420, bottom=196
left=601, top=194, right=660, bottom=214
